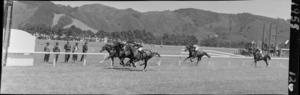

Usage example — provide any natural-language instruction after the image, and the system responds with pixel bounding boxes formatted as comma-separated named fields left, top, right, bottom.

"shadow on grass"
left=104, top=66, right=155, bottom=72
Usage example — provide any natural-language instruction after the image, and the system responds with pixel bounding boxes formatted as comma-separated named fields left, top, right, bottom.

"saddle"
left=255, top=53, right=263, bottom=59
left=192, top=50, right=203, bottom=56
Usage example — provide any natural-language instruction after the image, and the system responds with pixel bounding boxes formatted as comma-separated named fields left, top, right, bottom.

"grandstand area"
left=1, top=40, right=289, bottom=94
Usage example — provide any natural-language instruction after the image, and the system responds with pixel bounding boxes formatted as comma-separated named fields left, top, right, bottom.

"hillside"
left=11, top=1, right=290, bottom=44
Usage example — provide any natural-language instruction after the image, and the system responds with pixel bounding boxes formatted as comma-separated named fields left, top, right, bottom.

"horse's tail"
left=153, top=52, right=161, bottom=58
left=266, top=55, right=271, bottom=60
left=99, top=48, right=104, bottom=52
left=204, top=52, right=211, bottom=58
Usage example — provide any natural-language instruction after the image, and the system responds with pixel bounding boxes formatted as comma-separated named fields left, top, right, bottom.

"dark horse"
left=113, top=42, right=137, bottom=67
left=124, top=43, right=161, bottom=70
left=99, top=43, right=125, bottom=66
left=251, top=51, right=271, bottom=68
left=183, top=45, right=211, bottom=66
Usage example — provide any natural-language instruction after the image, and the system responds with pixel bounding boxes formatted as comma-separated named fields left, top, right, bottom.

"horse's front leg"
left=110, top=57, right=115, bottom=67
left=119, top=57, right=125, bottom=67
left=100, top=55, right=111, bottom=63
left=131, top=59, right=140, bottom=68
left=128, top=58, right=137, bottom=68
left=140, top=58, right=148, bottom=66
left=125, top=58, right=133, bottom=67
left=183, top=56, right=191, bottom=62
left=190, top=57, right=194, bottom=62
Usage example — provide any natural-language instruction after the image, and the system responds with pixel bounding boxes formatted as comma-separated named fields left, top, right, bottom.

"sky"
left=52, top=0, right=291, bottom=20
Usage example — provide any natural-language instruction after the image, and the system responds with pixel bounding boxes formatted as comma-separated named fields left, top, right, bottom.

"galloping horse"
left=183, top=45, right=211, bottom=66
left=99, top=43, right=125, bottom=66
left=124, top=43, right=161, bottom=70
left=251, top=51, right=271, bottom=68
left=113, top=42, right=136, bottom=67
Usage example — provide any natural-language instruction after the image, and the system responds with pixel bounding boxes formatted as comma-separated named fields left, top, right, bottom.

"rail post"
left=53, top=57, right=56, bottom=67
left=83, top=57, right=86, bottom=66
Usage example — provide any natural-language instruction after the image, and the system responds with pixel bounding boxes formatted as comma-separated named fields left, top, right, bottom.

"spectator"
left=72, top=42, right=79, bottom=63
left=64, top=41, right=72, bottom=63
left=80, top=42, right=88, bottom=62
left=44, top=42, right=50, bottom=62
left=53, top=42, right=60, bottom=63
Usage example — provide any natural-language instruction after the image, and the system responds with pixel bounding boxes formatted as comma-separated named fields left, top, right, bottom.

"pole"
left=53, top=58, right=56, bottom=67
left=261, top=23, right=265, bottom=50
left=275, top=19, right=279, bottom=56
left=83, top=58, right=86, bottom=66
left=268, top=24, right=272, bottom=55
left=2, top=0, right=13, bottom=66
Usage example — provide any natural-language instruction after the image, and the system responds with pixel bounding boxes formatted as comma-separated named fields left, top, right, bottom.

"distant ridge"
left=11, top=1, right=290, bottom=44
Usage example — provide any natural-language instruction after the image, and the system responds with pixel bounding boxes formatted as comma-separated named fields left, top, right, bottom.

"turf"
left=1, top=40, right=289, bottom=94
left=1, top=56, right=288, bottom=94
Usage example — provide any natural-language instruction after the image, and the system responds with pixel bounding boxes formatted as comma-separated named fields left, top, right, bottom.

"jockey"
left=135, top=42, right=144, bottom=54
left=256, top=48, right=263, bottom=57
left=193, top=45, right=200, bottom=51
left=192, top=44, right=200, bottom=56
left=121, top=41, right=127, bottom=50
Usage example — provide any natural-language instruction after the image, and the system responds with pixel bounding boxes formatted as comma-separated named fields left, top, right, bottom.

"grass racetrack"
left=1, top=40, right=289, bottom=94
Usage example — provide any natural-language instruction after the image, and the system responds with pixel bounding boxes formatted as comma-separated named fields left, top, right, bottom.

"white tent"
left=6, top=29, right=36, bottom=66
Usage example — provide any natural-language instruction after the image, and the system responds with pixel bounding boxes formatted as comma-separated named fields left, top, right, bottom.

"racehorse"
left=124, top=43, right=161, bottom=70
left=99, top=43, right=125, bottom=66
left=251, top=51, right=271, bottom=68
left=113, top=42, right=136, bottom=67
left=183, top=45, right=211, bottom=66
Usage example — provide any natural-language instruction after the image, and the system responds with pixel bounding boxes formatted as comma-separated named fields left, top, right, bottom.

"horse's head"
left=100, top=44, right=112, bottom=52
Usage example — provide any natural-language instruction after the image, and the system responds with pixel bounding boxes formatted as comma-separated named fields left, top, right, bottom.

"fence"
left=4, top=51, right=289, bottom=67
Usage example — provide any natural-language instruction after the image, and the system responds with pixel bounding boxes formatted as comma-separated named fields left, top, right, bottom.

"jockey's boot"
left=138, top=51, right=144, bottom=57
left=259, top=53, right=263, bottom=57
left=193, top=50, right=198, bottom=56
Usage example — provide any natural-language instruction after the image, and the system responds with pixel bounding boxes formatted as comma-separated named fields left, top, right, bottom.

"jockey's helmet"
left=193, top=45, right=198, bottom=48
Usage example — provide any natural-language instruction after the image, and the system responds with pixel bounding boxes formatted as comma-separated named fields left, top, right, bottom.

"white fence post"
left=83, top=58, right=86, bottom=66
left=53, top=58, right=56, bottom=67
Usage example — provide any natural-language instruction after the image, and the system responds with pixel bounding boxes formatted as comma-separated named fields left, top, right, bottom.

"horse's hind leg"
left=143, top=60, right=148, bottom=71
left=264, top=59, right=269, bottom=68
left=196, top=57, right=202, bottom=66
left=131, top=59, right=137, bottom=68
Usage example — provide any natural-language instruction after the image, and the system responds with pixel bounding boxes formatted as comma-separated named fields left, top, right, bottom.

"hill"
left=11, top=1, right=290, bottom=45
